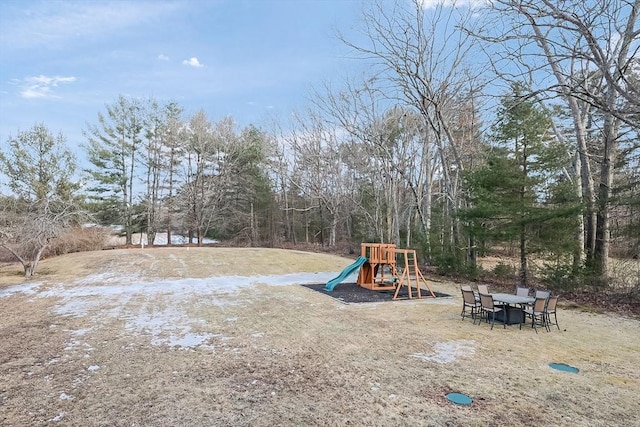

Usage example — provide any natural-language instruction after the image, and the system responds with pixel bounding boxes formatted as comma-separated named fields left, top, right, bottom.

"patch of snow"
left=50, top=412, right=65, bottom=422
left=150, top=234, right=219, bottom=245
left=162, top=332, right=220, bottom=349
left=410, top=340, right=476, bottom=364
left=59, top=393, right=73, bottom=400
left=254, top=272, right=337, bottom=286
left=0, top=282, right=42, bottom=297
left=87, top=365, right=100, bottom=372
left=3, top=269, right=339, bottom=352
left=146, top=322, right=223, bottom=349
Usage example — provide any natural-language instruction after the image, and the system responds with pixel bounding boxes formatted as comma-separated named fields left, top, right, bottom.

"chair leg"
left=546, top=312, right=560, bottom=330
left=478, top=309, right=486, bottom=326
left=545, top=315, right=551, bottom=332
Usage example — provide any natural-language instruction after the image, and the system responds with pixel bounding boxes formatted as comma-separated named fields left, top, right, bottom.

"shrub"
left=493, top=262, right=516, bottom=279
left=432, top=252, right=480, bottom=279
left=46, top=226, right=110, bottom=256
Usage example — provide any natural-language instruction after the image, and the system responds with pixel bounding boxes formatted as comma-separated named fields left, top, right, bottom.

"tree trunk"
left=519, top=224, right=527, bottom=286
left=594, top=93, right=619, bottom=277
left=329, top=216, right=337, bottom=247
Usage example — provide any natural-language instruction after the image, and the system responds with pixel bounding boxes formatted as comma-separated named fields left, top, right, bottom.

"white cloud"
left=420, top=0, right=488, bottom=9
left=182, top=57, right=204, bottom=68
left=1, top=2, right=183, bottom=50
left=158, top=54, right=170, bottom=61
left=19, top=75, right=77, bottom=99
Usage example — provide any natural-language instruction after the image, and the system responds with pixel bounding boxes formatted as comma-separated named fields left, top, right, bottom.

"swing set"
left=356, top=243, right=436, bottom=300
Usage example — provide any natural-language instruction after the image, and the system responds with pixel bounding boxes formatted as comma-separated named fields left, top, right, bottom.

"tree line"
left=1, top=0, right=638, bottom=290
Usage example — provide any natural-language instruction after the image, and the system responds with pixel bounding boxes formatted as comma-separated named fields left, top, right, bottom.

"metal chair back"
left=532, top=296, right=548, bottom=313
left=479, top=293, right=494, bottom=309
left=462, top=289, right=477, bottom=305
left=535, top=290, right=551, bottom=300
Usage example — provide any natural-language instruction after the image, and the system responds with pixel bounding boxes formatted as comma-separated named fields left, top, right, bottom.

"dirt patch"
left=1, top=247, right=639, bottom=426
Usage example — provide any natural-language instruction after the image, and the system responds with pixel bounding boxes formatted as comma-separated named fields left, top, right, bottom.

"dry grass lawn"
left=1, top=248, right=639, bottom=426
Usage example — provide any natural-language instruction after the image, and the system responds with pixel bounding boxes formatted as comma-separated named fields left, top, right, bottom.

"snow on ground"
left=1, top=271, right=339, bottom=351
left=410, top=340, right=476, bottom=364
left=105, top=232, right=220, bottom=247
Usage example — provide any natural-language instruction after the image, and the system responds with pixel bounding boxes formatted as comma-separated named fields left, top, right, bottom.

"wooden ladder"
left=392, top=249, right=436, bottom=300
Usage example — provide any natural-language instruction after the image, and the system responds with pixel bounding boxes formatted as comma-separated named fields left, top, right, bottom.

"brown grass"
left=1, top=248, right=639, bottom=426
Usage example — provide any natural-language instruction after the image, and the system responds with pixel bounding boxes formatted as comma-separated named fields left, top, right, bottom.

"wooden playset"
left=356, top=243, right=436, bottom=300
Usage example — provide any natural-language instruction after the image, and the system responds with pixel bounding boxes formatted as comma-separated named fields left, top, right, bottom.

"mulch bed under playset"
left=302, top=282, right=451, bottom=304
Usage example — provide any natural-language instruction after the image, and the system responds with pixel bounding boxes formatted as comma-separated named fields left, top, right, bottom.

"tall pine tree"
left=463, top=83, right=578, bottom=286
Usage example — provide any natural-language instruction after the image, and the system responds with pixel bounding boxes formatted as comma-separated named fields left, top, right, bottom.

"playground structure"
left=326, top=243, right=436, bottom=300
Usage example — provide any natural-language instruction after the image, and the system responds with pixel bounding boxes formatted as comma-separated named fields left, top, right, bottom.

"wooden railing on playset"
left=357, top=243, right=436, bottom=300
left=357, top=243, right=397, bottom=291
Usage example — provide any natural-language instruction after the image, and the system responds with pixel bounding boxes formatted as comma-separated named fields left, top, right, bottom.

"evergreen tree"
left=84, top=95, right=144, bottom=245
left=463, top=84, right=578, bottom=286
left=0, top=124, right=84, bottom=276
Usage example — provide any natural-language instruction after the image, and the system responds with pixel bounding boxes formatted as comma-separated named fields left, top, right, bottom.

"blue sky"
left=0, top=0, right=366, bottom=158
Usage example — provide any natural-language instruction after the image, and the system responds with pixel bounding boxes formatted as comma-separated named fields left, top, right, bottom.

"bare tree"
left=338, top=0, right=485, bottom=260
left=267, top=119, right=297, bottom=244
left=287, top=108, right=355, bottom=247
left=180, top=110, right=217, bottom=245
left=159, top=102, right=185, bottom=246
left=139, top=99, right=184, bottom=246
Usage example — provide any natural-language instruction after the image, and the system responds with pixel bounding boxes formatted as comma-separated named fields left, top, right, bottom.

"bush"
left=432, top=252, right=480, bottom=279
left=493, top=262, right=516, bottom=279
left=539, top=261, right=580, bottom=290
left=46, top=226, right=110, bottom=256
left=607, top=258, right=640, bottom=292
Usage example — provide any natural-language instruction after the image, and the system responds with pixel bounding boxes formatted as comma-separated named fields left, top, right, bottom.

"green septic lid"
left=549, top=362, right=579, bottom=374
left=445, top=392, right=473, bottom=405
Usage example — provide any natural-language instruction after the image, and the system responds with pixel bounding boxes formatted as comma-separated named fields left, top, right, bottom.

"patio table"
left=490, top=293, right=535, bottom=325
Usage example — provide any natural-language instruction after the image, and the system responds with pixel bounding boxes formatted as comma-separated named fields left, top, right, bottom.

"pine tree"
left=463, top=83, right=578, bottom=286
left=84, top=95, right=144, bottom=245
left=0, top=124, right=83, bottom=276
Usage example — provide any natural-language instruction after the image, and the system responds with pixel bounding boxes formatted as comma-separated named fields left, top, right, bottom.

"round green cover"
left=446, top=392, right=473, bottom=405
left=549, top=362, right=579, bottom=373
